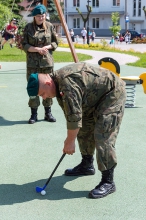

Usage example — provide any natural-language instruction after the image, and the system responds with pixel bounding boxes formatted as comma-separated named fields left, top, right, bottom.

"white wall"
left=127, top=0, right=146, bottom=32
left=19, top=11, right=33, bottom=23
left=64, top=0, right=146, bottom=36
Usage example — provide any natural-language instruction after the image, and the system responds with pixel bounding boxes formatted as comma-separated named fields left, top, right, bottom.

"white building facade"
left=64, top=0, right=146, bottom=36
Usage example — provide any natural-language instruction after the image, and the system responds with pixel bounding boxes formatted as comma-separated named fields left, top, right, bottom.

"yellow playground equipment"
left=98, top=57, right=146, bottom=107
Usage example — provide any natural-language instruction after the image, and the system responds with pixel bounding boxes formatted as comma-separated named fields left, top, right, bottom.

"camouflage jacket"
left=52, top=62, right=126, bottom=130
left=22, top=21, right=58, bottom=68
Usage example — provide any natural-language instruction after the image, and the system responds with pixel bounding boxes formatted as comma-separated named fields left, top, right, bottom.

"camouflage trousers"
left=27, top=67, right=53, bottom=108
left=77, top=90, right=126, bottom=172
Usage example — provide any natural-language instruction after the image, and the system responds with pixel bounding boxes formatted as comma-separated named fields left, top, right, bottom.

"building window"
left=92, top=0, right=99, bottom=7
left=133, top=0, right=136, bottom=16
left=92, top=18, right=99, bottom=28
left=73, top=0, right=80, bottom=7
left=113, top=0, right=120, bottom=6
left=138, top=0, right=141, bottom=16
left=73, top=18, right=80, bottom=28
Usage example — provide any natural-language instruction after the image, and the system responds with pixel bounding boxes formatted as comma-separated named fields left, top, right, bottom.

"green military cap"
left=31, top=4, right=46, bottom=16
left=27, top=73, right=39, bottom=98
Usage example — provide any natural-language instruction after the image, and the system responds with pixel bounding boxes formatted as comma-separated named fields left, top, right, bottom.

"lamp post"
left=87, top=0, right=91, bottom=45
left=125, top=0, right=128, bottom=30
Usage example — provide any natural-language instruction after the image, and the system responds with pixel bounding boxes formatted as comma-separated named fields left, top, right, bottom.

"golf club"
left=36, top=153, right=66, bottom=193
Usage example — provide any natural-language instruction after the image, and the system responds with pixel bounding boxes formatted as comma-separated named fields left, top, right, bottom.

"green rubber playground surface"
left=0, top=61, right=146, bottom=220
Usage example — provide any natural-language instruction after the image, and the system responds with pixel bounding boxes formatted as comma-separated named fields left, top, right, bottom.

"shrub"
left=100, top=39, right=109, bottom=48
left=132, top=37, right=146, bottom=44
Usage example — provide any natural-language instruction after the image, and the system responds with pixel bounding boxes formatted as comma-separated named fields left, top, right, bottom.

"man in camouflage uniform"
left=22, top=4, right=58, bottom=124
left=27, top=62, right=126, bottom=199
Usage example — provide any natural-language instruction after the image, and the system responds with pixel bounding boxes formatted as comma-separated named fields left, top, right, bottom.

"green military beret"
left=31, top=4, right=46, bottom=16
left=27, top=73, right=39, bottom=98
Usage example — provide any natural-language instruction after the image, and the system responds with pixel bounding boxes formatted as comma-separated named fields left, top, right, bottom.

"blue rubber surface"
left=0, top=60, right=146, bottom=220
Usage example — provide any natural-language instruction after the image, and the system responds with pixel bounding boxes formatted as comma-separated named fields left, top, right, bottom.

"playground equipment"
left=98, top=57, right=146, bottom=107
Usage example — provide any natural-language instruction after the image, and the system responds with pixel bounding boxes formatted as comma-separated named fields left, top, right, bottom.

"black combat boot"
left=88, top=166, right=116, bottom=199
left=44, top=107, right=56, bottom=122
left=28, top=108, right=38, bottom=124
left=64, top=154, right=95, bottom=176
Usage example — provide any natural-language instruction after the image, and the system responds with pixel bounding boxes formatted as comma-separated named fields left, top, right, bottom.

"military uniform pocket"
left=39, top=52, right=54, bottom=68
left=96, top=113, right=118, bottom=134
left=63, top=97, right=81, bottom=122
left=45, top=33, right=51, bottom=43
left=28, top=34, right=37, bottom=46
left=94, top=104, right=123, bottom=134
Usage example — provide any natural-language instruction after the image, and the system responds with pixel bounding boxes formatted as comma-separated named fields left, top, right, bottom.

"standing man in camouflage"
left=22, top=4, right=58, bottom=124
left=27, top=62, right=126, bottom=199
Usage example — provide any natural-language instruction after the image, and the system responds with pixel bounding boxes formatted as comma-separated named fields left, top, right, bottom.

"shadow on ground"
left=0, top=116, right=26, bottom=126
left=0, top=116, right=45, bottom=126
left=0, top=175, right=89, bottom=205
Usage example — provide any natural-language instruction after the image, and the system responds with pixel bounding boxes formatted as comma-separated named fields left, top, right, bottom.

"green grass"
left=0, top=44, right=92, bottom=62
left=59, top=42, right=146, bottom=68
left=97, top=48, right=146, bottom=68
left=0, top=43, right=146, bottom=68
left=112, top=50, right=146, bottom=68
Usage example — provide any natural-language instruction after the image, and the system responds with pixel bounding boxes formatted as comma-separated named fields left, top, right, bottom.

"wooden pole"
left=53, top=0, right=79, bottom=63
left=42, top=0, right=47, bottom=6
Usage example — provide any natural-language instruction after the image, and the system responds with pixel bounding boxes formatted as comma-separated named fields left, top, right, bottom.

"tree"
left=26, top=0, right=41, bottom=8
left=143, top=6, right=146, bottom=16
left=0, top=0, right=23, bottom=30
left=109, top=12, right=121, bottom=39
left=0, top=0, right=23, bottom=28
left=0, top=3, right=12, bottom=30
left=0, top=0, right=23, bottom=16
left=26, top=0, right=63, bottom=22
left=47, top=0, right=59, bottom=22
left=48, top=0, right=57, bottom=15
left=76, top=5, right=92, bottom=28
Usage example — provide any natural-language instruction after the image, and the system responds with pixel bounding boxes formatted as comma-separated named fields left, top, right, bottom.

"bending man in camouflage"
left=27, top=62, right=126, bottom=199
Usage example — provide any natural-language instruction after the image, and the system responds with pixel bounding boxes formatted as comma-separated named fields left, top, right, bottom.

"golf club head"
left=35, top=154, right=66, bottom=194
left=36, top=186, right=44, bottom=193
